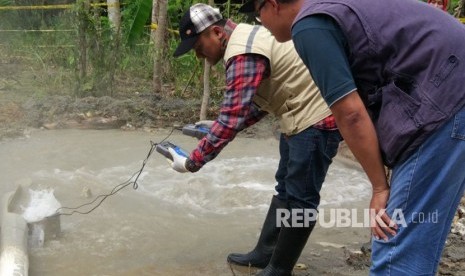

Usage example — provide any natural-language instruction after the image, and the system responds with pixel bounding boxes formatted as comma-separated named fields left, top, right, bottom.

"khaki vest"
left=224, top=24, right=331, bottom=135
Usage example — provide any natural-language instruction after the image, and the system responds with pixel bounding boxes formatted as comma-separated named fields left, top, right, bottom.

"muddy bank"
left=0, top=93, right=204, bottom=136
left=0, top=92, right=277, bottom=141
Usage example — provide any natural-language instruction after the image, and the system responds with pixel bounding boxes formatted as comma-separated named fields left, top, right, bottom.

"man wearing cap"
left=239, top=0, right=465, bottom=275
left=170, top=3, right=341, bottom=275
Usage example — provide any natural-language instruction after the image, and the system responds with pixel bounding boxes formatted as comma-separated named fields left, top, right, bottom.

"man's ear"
left=211, top=25, right=225, bottom=39
left=268, top=0, right=280, bottom=13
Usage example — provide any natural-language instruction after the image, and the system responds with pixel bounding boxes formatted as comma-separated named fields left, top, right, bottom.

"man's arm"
left=188, top=54, right=269, bottom=169
left=330, top=92, right=396, bottom=240
left=292, top=15, right=396, bottom=239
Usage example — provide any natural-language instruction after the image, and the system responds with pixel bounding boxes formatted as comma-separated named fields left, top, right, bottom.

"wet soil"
left=0, top=58, right=275, bottom=141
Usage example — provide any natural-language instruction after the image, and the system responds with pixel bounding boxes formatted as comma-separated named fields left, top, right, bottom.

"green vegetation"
left=2, top=0, right=461, bottom=101
left=0, top=0, right=245, bottom=101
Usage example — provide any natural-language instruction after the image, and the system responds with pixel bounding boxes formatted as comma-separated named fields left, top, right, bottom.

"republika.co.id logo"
left=276, top=208, right=438, bottom=228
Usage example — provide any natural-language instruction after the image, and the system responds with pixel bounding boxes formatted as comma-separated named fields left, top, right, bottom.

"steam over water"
left=0, top=129, right=371, bottom=275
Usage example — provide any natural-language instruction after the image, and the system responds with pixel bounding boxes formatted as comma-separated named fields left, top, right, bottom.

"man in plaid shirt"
left=170, top=3, right=341, bottom=275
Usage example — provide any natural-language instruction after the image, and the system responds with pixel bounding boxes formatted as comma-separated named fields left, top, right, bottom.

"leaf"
left=0, top=0, right=12, bottom=6
left=126, top=0, right=153, bottom=46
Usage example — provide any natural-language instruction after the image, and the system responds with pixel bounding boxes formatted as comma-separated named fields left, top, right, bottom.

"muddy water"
left=0, top=129, right=371, bottom=276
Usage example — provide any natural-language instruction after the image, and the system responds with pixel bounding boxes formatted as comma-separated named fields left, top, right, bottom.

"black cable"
left=49, top=61, right=199, bottom=218
left=52, top=127, right=175, bottom=217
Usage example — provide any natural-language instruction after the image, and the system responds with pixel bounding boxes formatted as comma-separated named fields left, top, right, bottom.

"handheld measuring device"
left=155, top=141, right=189, bottom=161
left=182, top=124, right=210, bottom=139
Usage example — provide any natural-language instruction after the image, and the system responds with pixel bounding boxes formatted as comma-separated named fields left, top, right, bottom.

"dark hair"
left=212, top=18, right=228, bottom=27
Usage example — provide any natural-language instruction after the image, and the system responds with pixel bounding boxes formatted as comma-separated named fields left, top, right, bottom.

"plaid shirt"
left=190, top=54, right=337, bottom=167
left=313, top=114, right=337, bottom=130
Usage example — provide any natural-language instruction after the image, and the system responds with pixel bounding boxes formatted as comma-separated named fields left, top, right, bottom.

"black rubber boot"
left=227, top=196, right=287, bottom=268
left=256, top=219, right=315, bottom=275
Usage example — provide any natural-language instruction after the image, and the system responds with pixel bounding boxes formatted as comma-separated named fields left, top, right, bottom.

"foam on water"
left=22, top=189, right=61, bottom=223
left=320, top=162, right=371, bottom=206
left=138, top=156, right=371, bottom=214
left=26, top=156, right=370, bottom=217
left=137, top=156, right=278, bottom=214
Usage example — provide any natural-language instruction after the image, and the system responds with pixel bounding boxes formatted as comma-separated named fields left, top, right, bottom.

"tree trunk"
left=107, top=0, right=121, bottom=32
left=77, top=0, right=89, bottom=93
left=199, top=0, right=216, bottom=120
left=200, top=62, right=211, bottom=120
left=151, top=0, right=159, bottom=26
left=152, top=0, right=166, bottom=93
left=454, top=0, right=465, bottom=18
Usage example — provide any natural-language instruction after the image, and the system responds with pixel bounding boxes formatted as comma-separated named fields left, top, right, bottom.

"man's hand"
left=195, top=120, right=215, bottom=128
left=168, top=147, right=189, bottom=173
left=330, top=92, right=396, bottom=240
left=370, top=187, right=397, bottom=241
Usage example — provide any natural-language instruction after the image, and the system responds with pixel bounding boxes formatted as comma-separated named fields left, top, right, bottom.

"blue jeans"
left=274, top=127, right=341, bottom=209
left=371, top=107, right=465, bottom=275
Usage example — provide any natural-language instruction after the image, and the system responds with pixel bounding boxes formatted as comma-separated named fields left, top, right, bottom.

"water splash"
left=22, top=189, right=61, bottom=223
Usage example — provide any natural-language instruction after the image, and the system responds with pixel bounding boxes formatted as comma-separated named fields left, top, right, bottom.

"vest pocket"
left=429, top=55, right=459, bottom=88
left=375, top=81, right=447, bottom=166
left=252, top=93, right=271, bottom=111
left=374, top=82, right=421, bottom=166
left=452, top=108, right=465, bottom=141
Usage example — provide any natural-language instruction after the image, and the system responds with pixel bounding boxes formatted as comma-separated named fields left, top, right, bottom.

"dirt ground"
left=0, top=59, right=204, bottom=139
left=0, top=58, right=276, bottom=141
left=1, top=58, right=465, bottom=275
